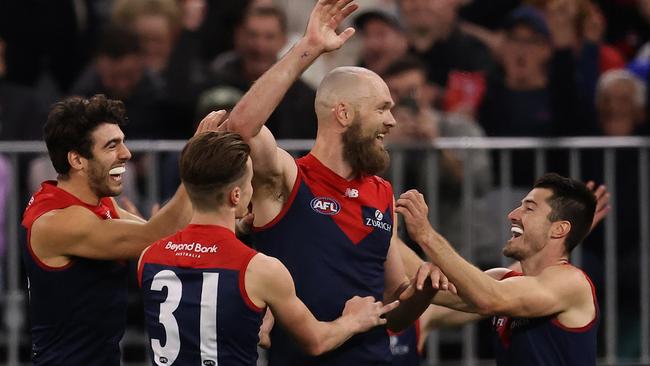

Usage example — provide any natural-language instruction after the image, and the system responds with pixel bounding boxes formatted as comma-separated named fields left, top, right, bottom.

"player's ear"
left=550, top=220, right=570, bottom=240
left=68, top=151, right=85, bottom=172
left=334, top=102, right=354, bottom=127
left=229, top=186, right=241, bottom=207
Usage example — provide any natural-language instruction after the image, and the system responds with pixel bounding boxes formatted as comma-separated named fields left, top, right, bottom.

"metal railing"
left=0, top=136, right=648, bottom=366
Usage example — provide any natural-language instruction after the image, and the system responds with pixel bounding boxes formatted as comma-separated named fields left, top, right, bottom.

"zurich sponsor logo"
left=364, top=208, right=392, bottom=232
left=310, top=197, right=341, bottom=215
left=374, top=210, right=383, bottom=221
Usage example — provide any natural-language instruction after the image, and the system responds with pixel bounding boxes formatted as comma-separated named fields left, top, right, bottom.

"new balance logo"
left=345, top=188, right=359, bottom=198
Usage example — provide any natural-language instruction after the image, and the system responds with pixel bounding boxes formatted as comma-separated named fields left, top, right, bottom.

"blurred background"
left=0, top=0, right=649, bottom=364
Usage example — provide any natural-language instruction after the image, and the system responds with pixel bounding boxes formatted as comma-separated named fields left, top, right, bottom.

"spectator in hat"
left=354, top=9, right=409, bottom=76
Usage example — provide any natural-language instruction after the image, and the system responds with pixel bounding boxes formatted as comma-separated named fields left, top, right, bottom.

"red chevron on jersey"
left=298, top=154, right=393, bottom=245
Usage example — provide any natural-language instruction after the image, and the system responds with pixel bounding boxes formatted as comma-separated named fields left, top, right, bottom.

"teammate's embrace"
left=138, top=131, right=398, bottom=365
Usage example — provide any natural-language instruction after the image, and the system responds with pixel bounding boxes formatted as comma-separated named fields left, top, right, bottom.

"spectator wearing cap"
left=354, top=9, right=409, bottom=75
left=208, top=5, right=317, bottom=139
left=478, top=5, right=584, bottom=186
left=70, top=25, right=166, bottom=140
left=397, top=0, right=497, bottom=118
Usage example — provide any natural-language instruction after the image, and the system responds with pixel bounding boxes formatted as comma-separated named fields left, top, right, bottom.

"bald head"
left=315, top=66, right=388, bottom=123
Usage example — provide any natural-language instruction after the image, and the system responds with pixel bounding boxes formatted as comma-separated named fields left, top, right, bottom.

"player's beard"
left=87, top=159, right=121, bottom=198
left=342, top=118, right=390, bottom=177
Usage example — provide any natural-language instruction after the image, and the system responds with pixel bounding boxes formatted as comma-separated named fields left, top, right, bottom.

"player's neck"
left=311, top=137, right=357, bottom=180
left=57, top=176, right=101, bottom=206
left=189, top=209, right=236, bottom=233
left=520, top=248, right=569, bottom=276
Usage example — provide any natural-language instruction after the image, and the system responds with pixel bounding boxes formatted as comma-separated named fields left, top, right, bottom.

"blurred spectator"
left=479, top=5, right=584, bottom=186
left=0, top=36, right=47, bottom=140
left=0, top=0, right=105, bottom=96
left=595, top=69, right=648, bottom=136
left=479, top=5, right=583, bottom=137
left=398, top=0, right=496, bottom=117
left=70, top=26, right=165, bottom=139
left=209, top=5, right=317, bottom=139
left=596, top=0, right=650, bottom=59
left=354, top=9, right=409, bottom=76
left=112, top=0, right=207, bottom=138
left=196, top=0, right=252, bottom=62
left=582, top=68, right=649, bottom=357
left=383, top=57, right=493, bottom=260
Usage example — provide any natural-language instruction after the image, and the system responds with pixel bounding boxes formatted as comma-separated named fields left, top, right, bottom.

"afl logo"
left=310, top=197, right=341, bottom=215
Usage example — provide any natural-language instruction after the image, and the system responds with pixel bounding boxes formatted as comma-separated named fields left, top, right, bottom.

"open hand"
left=399, top=262, right=457, bottom=302
left=304, top=0, right=358, bottom=54
left=342, top=296, right=399, bottom=333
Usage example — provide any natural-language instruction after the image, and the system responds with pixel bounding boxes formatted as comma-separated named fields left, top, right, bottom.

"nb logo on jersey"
left=310, top=197, right=341, bottom=215
left=345, top=188, right=359, bottom=198
left=104, top=211, right=112, bottom=219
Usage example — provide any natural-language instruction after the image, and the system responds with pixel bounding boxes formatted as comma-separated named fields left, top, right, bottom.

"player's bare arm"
left=245, top=253, right=398, bottom=355
left=396, top=190, right=595, bottom=324
left=226, top=0, right=358, bottom=225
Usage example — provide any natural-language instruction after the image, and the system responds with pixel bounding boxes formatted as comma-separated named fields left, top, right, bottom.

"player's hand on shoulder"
left=194, top=110, right=228, bottom=136
left=342, top=296, right=399, bottom=333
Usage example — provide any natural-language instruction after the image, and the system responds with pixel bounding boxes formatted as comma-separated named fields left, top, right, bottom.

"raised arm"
left=246, top=254, right=398, bottom=355
left=227, top=0, right=357, bottom=179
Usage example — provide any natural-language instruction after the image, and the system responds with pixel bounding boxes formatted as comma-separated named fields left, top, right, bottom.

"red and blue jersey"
left=492, top=269, right=599, bottom=366
left=21, top=181, right=127, bottom=366
left=138, top=224, right=264, bottom=366
left=253, top=154, right=395, bottom=365
left=388, top=321, right=422, bottom=366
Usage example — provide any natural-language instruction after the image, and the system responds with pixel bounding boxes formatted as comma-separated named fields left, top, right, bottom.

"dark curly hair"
left=44, top=94, right=128, bottom=175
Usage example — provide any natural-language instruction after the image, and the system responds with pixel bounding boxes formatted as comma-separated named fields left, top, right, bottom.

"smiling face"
left=503, top=188, right=555, bottom=260
left=85, top=123, right=132, bottom=198
left=342, top=75, right=396, bottom=176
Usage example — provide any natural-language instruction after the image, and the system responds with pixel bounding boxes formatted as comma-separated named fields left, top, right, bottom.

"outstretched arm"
left=396, top=190, right=592, bottom=318
left=246, top=254, right=398, bottom=355
left=227, top=0, right=357, bottom=180
left=30, top=112, right=228, bottom=261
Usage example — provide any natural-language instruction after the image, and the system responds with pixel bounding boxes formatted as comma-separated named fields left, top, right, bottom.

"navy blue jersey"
left=21, top=181, right=128, bottom=366
left=139, top=225, right=264, bottom=366
left=253, top=154, right=394, bottom=365
left=389, top=322, right=422, bottom=366
left=492, top=270, right=599, bottom=366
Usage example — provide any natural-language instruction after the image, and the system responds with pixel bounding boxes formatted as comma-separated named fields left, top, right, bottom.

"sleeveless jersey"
left=253, top=154, right=395, bottom=365
left=21, top=181, right=127, bottom=366
left=492, top=269, right=599, bottom=366
left=388, top=321, right=422, bottom=366
left=139, top=224, right=264, bottom=366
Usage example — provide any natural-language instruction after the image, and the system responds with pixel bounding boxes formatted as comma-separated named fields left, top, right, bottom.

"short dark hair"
left=533, top=173, right=596, bottom=253
left=382, top=56, right=427, bottom=80
left=44, top=94, right=128, bottom=175
left=180, top=131, right=250, bottom=211
left=95, top=25, right=142, bottom=59
left=243, top=5, right=287, bottom=34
